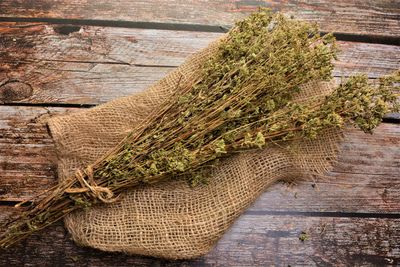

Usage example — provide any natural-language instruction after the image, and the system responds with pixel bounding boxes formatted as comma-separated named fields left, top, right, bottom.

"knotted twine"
left=47, top=36, right=343, bottom=259
left=65, top=166, right=116, bottom=204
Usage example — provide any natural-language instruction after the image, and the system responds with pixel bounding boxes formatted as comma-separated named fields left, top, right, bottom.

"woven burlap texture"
left=47, top=37, right=342, bottom=260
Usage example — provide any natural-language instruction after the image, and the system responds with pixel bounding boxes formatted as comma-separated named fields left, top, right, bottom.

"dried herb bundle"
left=0, top=9, right=398, bottom=248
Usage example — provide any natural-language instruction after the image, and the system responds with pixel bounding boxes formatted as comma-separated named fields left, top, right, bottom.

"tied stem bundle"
left=0, top=9, right=399, bottom=248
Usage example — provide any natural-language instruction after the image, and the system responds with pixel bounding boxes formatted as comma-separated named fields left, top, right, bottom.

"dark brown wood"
left=0, top=105, right=399, bottom=215
left=0, top=207, right=398, bottom=266
left=0, top=0, right=399, bottom=37
left=1, top=23, right=399, bottom=105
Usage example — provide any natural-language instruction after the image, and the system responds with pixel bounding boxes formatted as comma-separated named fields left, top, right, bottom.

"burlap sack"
left=47, top=37, right=342, bottom=259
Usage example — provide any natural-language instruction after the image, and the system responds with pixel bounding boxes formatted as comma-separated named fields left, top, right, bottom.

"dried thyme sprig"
left=0, top=9, right=398, bottom=248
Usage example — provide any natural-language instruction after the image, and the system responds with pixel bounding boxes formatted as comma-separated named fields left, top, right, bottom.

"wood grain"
left=0, top=105, right=399, bottom=215
left=0, top=207, right=398, bottom=266
left=0, top=106, right=61, bottom=200
left=0, top=0, right=399, bottom=37
left=1, top=23, right=399, bottom=105
left=0, top=2, right=399, bottom=264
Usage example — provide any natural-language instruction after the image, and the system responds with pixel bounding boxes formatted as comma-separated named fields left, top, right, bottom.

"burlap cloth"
left=47, top=37, right=342, bottom=259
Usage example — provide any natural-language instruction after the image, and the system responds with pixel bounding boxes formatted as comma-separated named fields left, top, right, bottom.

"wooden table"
left=0, top=1, right=399, bottom=266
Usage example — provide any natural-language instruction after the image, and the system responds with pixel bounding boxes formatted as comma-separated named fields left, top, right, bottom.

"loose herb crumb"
left=299, top=231, right=309, bottom=242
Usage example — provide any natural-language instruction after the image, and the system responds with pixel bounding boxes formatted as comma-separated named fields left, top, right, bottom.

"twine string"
left=65, top=166, right=117, bottom=203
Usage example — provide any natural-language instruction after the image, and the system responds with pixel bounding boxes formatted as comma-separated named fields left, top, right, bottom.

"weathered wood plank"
left=0, top=0, right=399, bottom=37
left=0, top=23, right=215, bottom=104
left=0, top=105, right=399, bottom=214
left=251, top=172, right=400, bottom=214
left=1, top=23, right=399, bottom=105
left=0, top=106, right=62, bottom=200
left=0, top=208, right=398, bottom=266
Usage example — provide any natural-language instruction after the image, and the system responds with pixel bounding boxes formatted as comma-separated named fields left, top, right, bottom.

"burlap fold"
left=47, top=36, right=342, bottom=259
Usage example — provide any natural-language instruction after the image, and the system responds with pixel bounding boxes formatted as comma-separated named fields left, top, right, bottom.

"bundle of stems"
left=0, top=9, right=399, bottom=248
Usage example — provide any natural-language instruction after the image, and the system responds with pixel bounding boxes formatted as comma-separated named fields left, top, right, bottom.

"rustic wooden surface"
left=0, top=209, right=399, bottom=266
left=1, top=0, right=399, bottom=38
left=0, top=23, right=398, bottom=105
left=0, top=1, right=399, bottom=266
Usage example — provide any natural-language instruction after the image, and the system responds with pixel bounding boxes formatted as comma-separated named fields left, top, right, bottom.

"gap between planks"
left=0, top=0, right=399, bottom=38
left=0, top=17, right=398, bottom=45
left=1, top=23, right=399, bottom=106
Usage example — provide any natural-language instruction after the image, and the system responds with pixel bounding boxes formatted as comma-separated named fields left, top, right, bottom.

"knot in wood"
left=0, top=81, right=33, bottom=102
